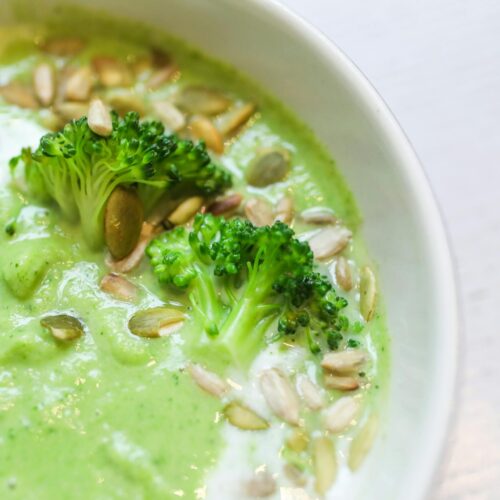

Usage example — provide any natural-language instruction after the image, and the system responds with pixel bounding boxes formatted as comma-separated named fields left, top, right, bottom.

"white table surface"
left=278, top=1, right=500, bottom=499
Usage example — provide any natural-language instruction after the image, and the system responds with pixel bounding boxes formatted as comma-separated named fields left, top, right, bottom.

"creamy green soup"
left=0, top=7, right=389, bottom=500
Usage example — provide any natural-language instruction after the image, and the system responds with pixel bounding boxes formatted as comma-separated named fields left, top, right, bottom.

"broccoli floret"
left=10, top=112, right=231, bottom=249
left=147, top=213, right=349, bottom=367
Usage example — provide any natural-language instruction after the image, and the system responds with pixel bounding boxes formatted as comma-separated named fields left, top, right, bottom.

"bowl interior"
left=1, top=1, right=458, bottom=498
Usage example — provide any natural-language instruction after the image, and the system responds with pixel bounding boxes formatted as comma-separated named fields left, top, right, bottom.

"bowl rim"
left=246, top=0, right=460, bottom=497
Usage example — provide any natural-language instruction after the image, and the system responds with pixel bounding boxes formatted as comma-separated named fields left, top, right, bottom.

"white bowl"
left=5, top=1, right=459, bottom=498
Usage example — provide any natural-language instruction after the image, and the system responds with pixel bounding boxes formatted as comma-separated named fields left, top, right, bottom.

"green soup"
left=0, top=6, right=389, bottom=499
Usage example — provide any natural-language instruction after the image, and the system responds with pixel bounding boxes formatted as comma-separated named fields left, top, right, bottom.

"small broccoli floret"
left=147, top=213, right=349, bottom=367
left=10, top=112, right=231, bottom=249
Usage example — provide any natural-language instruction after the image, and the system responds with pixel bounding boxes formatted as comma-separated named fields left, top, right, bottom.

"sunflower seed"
left=218, top=102, right=256, bottom=137
left=107, top=91, right=147, bottom=116
left=174, top=85, right=231, bottom=115
left=147, top=65, right=178, bottom=90
left=348, top=414, right=379, bottom=471
left=152, top=100, right=185, bottom=131
left=300, top=207, right=338, bottom=225
left=283, top=464, right=307, bottom=487
left=308, top=226, right=351, bottom=261
left=100, top=273, right=137, bottom=302
left=244, top=470, right=276, bottom=497
left=0, top=83, right=38, bottom=109
left=323, top=396, right=360, bottom=433
left=207, top=193, right=243, bottom=216
left=334, top=256, right=353, bottom=291
left=297, top=375, right=324, bottom=410
left=128, top=307, right=184, bottom=338
left=224, top=401, right=269, bottom=430
left=41, top=314, right=84, bottom=341
left=54, top=101, right=88, bottom=121
left=33, top=63, right=55, bottom=106
left=92, top=56, right=132, bottom=88
left=280, top=487, right=311, bottom=500
left=88, top=98, right=112, bottom=137
left=274, top=195, right=294, bottom=225
left=360, top=266, right=377, bottom=321
left=324, top=374, right=359, bottom=391
left=321, top=350, right=367, bottom=374
left=40, top=36, right=85, bottom=56
left=245, top=198, right=274, bottom=227
left=260, top=368, right=300, bottom=425
left=313, top=437, right=337, bottom=495
left=64, top=66, right=94, bottom=101
left=190, top=115, right=224, bottom=154
left=189, top=364, right=230, bottom=398
left=168, top=196, right=204, bottom=225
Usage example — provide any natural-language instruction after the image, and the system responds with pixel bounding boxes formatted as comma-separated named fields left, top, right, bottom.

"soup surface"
left=0, top=7, right=389, bottom=500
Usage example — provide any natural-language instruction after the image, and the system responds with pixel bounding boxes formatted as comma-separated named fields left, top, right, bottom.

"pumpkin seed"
left=246, top=148, right=290, bottom=187
left=260, top=368, right=300, bottom=425
left=188, top=364, right=230, bottom=398
left=152, top=100, right=186, bottom=132
left=360, top=266, right=377, bottom=321
left=41, top=314, right=84, bottom=341
left=323, top=396, right=360, bottom=433
left=300, top=207, right=337, bottom=225
left=297, top=375, right=324, bottom=410
left=40, top=36, right=85, bottom=56
left=64, top=66, right=94, bottom=102
left=100, top=273, right=137, bottom=302
left=104, top=187, right=144, bottom=260
left=324, top=374, right=359, bottom=391
left=224, top=401, right=269, bottom=430
left=106, top=222, right=156, bottom=273
left=348, top=414, right=379, bottom=471
left=334, top=256, right=353, bottom=291
left=313, top=437, right=337, bottom=495
left=92, top=56, right=132, bottom=88
left=308, top=225, right=352, bottom=261
left=107, top=91, right=147, bottom=116
left=147, top=65, right=178, bottom=90
left=274, top=195, right=294, bottom=225
left=321, top=350, right=367, bottom=374
left=54, top=101, right=88, bottom=121
left=244, top=470, right=276, bottom=497
left=168, top=196, right=204, bottom=226
left=128, top=307, right=184, bottom=338
left=190, top=115, right=224, bottom=154
left=217, top=102, right=256, bottom=137
left=88, top=98, right=112, bottom=137
left=244, top=198, right=274, bottom=227
left=0, top=83, right=38, bottom=109
left=207, top=193, right=242, bottom=216
left=286, top=428, right=309, bottom=452
left=174, top=86, right=231, bottom=115
left=33, top=63, right=55, bottom=106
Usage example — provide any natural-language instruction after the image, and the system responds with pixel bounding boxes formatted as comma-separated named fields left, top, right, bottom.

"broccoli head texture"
left=10, top=112, right=231, bottom=249
left=147, top=213, right=349, bottom=366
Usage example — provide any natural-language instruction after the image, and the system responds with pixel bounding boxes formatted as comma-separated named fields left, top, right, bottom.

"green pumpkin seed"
left=41, top=314, right=84, bottom=341
left=246, top=148, right=290, bottom=187
left=174, top=86, right=231, bottom=115
left=104, top=187, right=144, bottom=260
left=360, top=266, right=377, bottom=321
left=128, top=307, right=185, bottom=338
